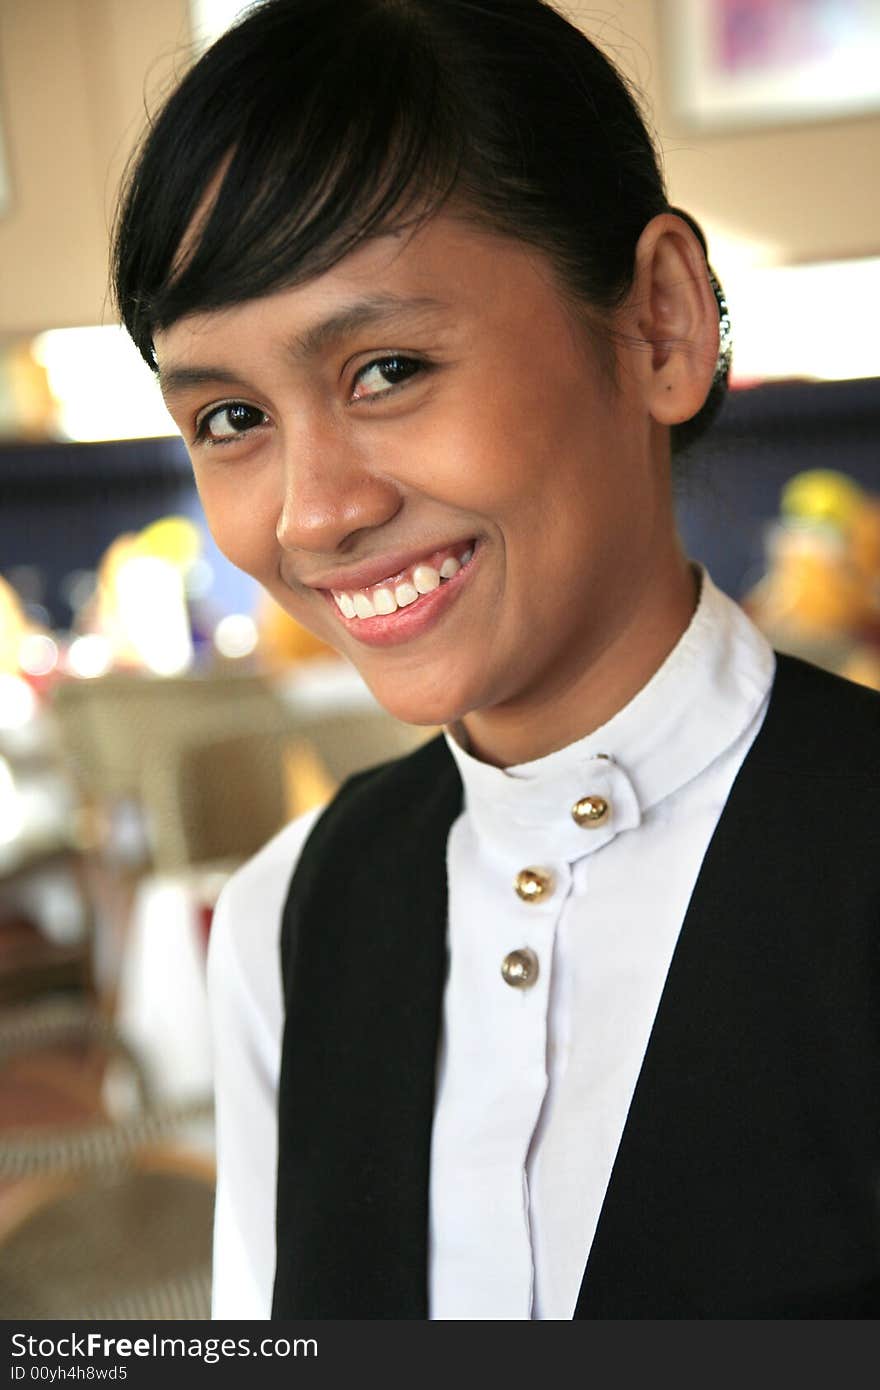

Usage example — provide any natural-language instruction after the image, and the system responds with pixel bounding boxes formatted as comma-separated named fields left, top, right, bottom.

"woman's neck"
left=457, top=548, right=700, bottom=769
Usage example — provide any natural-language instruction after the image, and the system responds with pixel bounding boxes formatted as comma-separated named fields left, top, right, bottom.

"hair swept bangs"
left=113, top=1, right=471, bottom=368
left=113, top=0, right=670, bottom=373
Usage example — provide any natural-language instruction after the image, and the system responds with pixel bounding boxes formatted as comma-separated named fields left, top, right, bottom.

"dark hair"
left=112, top=0, right=727, bottom=451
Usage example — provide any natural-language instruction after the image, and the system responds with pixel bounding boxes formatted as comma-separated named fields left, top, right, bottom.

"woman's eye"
left=351, top=355, right=424, bottom=401
left=197, top=401, right=268, bottom=442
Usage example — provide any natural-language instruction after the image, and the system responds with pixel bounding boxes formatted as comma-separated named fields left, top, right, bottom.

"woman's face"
left=156, top=212, right=675, bottom=741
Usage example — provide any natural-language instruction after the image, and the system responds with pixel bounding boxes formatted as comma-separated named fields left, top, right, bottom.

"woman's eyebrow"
left=288, top=293, right=450, bottom=360
left=158, top=293, right=449, bottom=403
left=158, top=364, right=247, bottom=402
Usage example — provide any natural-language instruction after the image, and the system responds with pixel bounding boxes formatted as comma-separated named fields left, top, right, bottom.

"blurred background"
left=0, top=0, right=878, bottom=1319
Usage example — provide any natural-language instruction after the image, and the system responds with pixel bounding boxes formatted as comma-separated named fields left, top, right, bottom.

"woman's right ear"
left=622, top=212, right=720, bottom=428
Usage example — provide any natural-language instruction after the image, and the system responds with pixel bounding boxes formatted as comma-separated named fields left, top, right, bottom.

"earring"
left=708, top=264, right=733, bottom=386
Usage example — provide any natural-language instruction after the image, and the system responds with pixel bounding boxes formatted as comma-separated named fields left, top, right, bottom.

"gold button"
left=514, top=867, right=554, bottom=903
left=571, top=794, right=610, bottom=828
left=501, top=948, right=539, bottom=989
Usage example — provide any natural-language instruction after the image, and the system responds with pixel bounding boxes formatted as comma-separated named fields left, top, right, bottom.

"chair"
left=0, top=996, right=213, bottom=1320
left=288, top=707, right=433, bottom=786
left=49, top=669, right=291, bottom=825
left=48, top=671, right=295, bottom=994
left=140, top=701, right=432, bottom=875
left=140, top=709, right=296, bottom=876
left=0, top=908, right=91, bottom=1008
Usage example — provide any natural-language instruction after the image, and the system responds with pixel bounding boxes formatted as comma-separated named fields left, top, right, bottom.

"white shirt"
left=207, top=568, right=776, bottom=1320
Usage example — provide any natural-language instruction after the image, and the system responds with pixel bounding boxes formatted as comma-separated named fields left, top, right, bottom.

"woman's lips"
left=330, top=540, right=474, bottom=620
left=321, top=542, right=480, bottom=648
left=309, top=537, right=476, bottom=596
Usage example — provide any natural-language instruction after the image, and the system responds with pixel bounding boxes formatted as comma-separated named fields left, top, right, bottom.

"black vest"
left=272, top=654, right=880, bottom=1318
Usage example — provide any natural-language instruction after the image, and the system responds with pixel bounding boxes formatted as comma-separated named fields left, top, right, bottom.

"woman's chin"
left=360, top=674, right=475, bottom=733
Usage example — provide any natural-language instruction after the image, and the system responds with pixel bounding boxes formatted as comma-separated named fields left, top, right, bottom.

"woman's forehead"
left=156, top=213, right=567, bottom=362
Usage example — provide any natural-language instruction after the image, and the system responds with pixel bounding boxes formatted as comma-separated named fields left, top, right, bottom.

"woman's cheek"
left=194, top=471, right=278, bottom=582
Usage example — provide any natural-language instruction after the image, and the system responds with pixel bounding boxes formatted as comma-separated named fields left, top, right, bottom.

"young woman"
left=112, top=0, right=879, bottom=1319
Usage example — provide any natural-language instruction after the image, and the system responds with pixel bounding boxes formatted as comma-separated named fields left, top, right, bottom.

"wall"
left=569, top=0, right=880, bottom=266
left=0, top=0, right=878, bottom=338
left=0, top=0, right=191, bottom=337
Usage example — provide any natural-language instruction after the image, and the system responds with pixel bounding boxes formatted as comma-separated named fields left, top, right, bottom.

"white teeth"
left=413, top=564, right=440, bottom=594
left=395, top=581, right=419, bottom=607
left=373, top=587, right=397, bottom=615
left=334, top=544, right=474, bottom=621
left=353, top=593, right=375, bottom=619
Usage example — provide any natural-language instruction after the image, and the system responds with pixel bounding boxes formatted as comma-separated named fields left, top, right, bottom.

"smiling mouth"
left=328, top=540, right=476, bottom=620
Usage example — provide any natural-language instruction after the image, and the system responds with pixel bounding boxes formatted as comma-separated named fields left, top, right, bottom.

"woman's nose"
left=274, top=429, right=402, bottom=554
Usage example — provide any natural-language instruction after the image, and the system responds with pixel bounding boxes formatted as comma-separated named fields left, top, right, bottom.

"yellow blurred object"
left=744, top=468, right=880, bottom=684
left=839, top=647, right=880, bottom=692
left=780, top=469, right=865, bottom=534
left=749, top=529, right=868, bottom=636
left=0, top=577, right=30, bottom=672
left=283, top=739, right=338, bottom=818
left=80, top=522, right=200, bottom=674
left=95, top=534, right=140, bottom=593
left=257, top=594, right=338, bottom=666
left=89, top=535, right=142, bottom=665
left=849, top=498, right=880, bottom=602
left=0, top=342, right=57, bottom=440
left=136, top=517, right=202, bottom=571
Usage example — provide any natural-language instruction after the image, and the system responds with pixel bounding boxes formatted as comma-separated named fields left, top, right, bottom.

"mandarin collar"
left=442, top=568, right=775, bottom=866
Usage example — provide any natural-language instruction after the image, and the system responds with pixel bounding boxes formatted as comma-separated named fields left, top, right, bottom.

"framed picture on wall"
left=664, top=0, right=880, bottom=131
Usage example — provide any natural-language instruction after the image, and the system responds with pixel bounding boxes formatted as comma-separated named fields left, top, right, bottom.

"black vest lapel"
left=574, top=655, right=880, bottom=1317
left=272, top=735, right=461, bottom=1318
